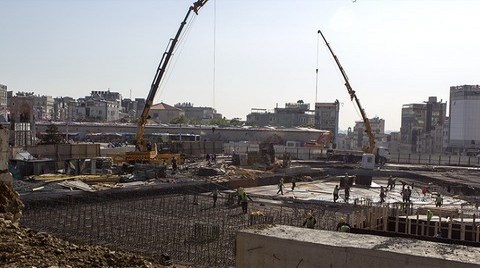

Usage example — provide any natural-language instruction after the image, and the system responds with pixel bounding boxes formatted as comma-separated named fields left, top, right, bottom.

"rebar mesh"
left=21, top=192, right=342, bottom=267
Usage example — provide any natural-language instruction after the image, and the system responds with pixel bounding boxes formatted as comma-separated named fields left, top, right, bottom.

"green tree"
left=230, top=118, right=242, bottom=126
left=170, top=115, right=190, bottom=124
left=209, top=117, right=230, bottom=127
left=42, top=123, right=64, bottom=144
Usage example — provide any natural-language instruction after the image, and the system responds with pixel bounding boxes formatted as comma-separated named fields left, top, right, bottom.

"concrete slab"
left=246, top=179, right=467, bottom=208
left=237, top=225, right=480, bottom=268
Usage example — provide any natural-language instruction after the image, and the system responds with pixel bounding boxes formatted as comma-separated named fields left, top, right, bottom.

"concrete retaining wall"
left=12, top=143, right=100, bottom=161
left=236, top=225, right=480, bottom=268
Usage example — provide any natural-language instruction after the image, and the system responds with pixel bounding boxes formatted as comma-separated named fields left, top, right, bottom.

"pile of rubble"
left=0, top=181, right=24, bottom=222
left=0, top=181, right=175, bottom=267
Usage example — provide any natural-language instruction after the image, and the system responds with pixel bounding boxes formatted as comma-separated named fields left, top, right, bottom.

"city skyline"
left=2, top=0, right=479, bottom=131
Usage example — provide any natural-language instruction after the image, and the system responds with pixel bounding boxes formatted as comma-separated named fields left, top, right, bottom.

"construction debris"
left=0, top=181, right=24, bottom=223
left=0, top=216, right=163, bottom=267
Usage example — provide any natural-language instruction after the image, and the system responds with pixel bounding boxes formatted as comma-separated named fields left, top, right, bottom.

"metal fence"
left=226, top=144, right=480, bottom=167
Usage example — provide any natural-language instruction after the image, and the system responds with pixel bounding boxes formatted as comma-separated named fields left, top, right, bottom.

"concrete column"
left=91, top=159, right=97, bottom=174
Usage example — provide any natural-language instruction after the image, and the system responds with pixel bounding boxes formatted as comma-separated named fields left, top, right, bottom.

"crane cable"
left=315, top=31, right=320, bottom=103
left=212, top=0, right=216, bottom=109
left=155, top=6, right=198, bottom=103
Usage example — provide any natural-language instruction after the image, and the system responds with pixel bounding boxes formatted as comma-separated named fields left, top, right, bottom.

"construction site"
left=1, top=1, right=480, bottom=268
left=1, top=121, right=480, bottom=267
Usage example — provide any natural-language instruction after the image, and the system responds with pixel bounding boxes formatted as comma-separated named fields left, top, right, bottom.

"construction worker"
left=277, top=178, right=284, bottom=195
left=211, top=188, right=220, bottom=208
left=240, top=191, right=253, bottom=214
left=427, top=209, right=433, bottom=221
left=302, top=211, right=316, bottom=229
left=379, top=186, right=386, bottom=203
left=333, top=185, right=339, bottom=203
left=336, top=217, right=351, bottom=232
left=344, top=185, right=350, bottom=203
left=236, top=187, right=244, bottom=206
left=291, top=177, right=296, bottom=191
left=422, top=186, right=427, bottom=197
left=172, top=157, right=177, bottom=174
left=436, top=194, right=443, bottom=207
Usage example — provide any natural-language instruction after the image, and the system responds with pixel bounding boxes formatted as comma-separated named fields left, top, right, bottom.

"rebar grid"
left=21, top=192, right=341, bottom=267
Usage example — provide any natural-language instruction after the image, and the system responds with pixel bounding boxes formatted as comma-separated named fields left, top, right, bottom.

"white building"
left=448, top=85, right=480, bottom=154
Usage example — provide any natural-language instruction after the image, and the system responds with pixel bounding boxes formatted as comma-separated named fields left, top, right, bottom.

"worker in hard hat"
left=236, top=187, right=244, bottom=206
left=427, top=209, right=433, bottom=221
left=336, top=217, right=351, bottom=232
left=333, top=185, right=339, bottom=203
left=344, top=185, right=350, bottom=203
left=277, top=178, right=284, bottom=195
left=379, top=186, right=386, bottom=203
left=240, top=191, right=253, bottom=214
left=302, top=211, right=317, bottom=229
left=435, top=194, right=443, bottom=207
left=211, top=188, right=221, bottom=208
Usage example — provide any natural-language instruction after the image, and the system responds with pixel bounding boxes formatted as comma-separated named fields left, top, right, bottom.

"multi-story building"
left=121, top=98, right=139, bottom=121
left=149, top=102, right=184, bottom=124
left=34, top=95, right=54, bottom=120
left=448, top=85, right=480, bottom=154
left=69, top=98, right=120, bottom=122
left=246, top=109, right=275, bottom=126
left=425, top=96, right=446, bottom=132
left=353, top=117, right=387, bottom=149
left=314, top=100, right=340, bottom=144
left=7, top=94, right=35, bottom=146
left=388, top=131, right=402, bottom=153
left=246, top=101, right=315, bottom=128
left=400, top=103, right=426, bottom=152
left=0, top=84, right=7, bottom=107
left=53, top=96, right=75, bottom=121
left=8, top=92, right=54, bottom=121
left=0, top=84, right=8, bottom=122
left=401, top=96, right=447, bottom=153
left=174, top=102, right=220, bottom=124
left=90, top=90, right=122, bottom=105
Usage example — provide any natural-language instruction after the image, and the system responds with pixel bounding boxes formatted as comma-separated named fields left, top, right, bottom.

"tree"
left=230, top=118, right=242, bottom=126
left=170, top=115, right=189, bottom=124
left=209, top=117, right=230, bottom=127
left=41, top=123, right=64, bottom=144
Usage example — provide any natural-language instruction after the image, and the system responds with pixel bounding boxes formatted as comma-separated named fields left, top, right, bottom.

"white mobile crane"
left=318, top=29, right=390, bottom=168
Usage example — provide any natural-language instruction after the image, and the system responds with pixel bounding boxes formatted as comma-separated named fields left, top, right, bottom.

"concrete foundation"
left=236, top=225, right=480, bottom=268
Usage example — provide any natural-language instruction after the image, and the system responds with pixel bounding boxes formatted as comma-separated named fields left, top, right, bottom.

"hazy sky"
left=2, top=0, right=479, bottom=131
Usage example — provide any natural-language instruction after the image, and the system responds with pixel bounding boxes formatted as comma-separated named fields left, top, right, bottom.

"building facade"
left=246, top=101, right=315, bottom=128
left=69, top=98, right=120, bottom=122
left=400, top=96, right=447, bottom=153
left=53, top=96, right=75, bottom=121
left=314, top=100, right=340, bottom=144
left=149, top=102, right=184, bottom=124
left=174, top=102, right=219, bottom=123
left=353, top=117, right=387, bottom=149
left=0, top=84, right=7, bottom=107
left=448, top=85, right=480, bottom=154
left=0, top=84, right=8, bottom=122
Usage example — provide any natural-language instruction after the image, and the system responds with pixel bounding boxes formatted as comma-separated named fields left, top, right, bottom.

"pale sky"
left=2, top=0, right=480, bottom=131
